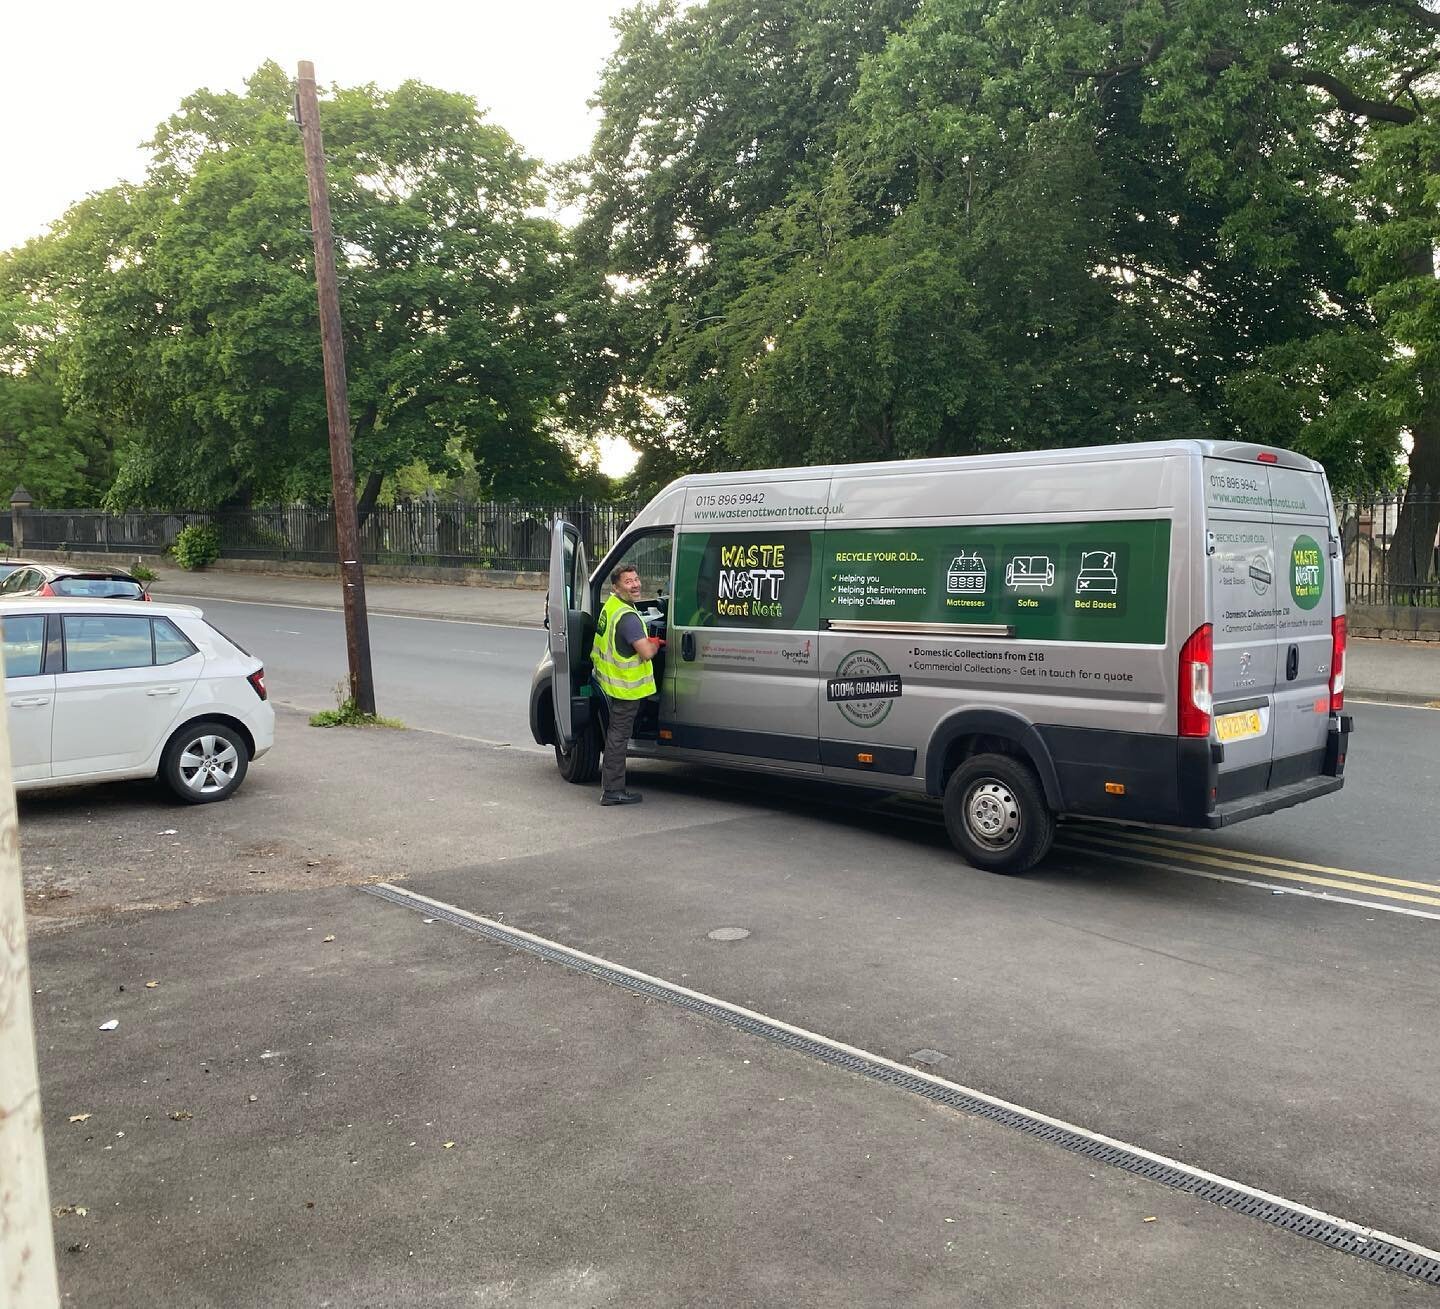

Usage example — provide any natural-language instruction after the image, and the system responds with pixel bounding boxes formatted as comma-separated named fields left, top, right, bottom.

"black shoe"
left=600, top=791, right=643, bottom=806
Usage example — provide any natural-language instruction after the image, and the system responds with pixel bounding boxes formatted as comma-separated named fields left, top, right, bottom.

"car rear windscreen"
left=51, top=577, right=146, bottom=599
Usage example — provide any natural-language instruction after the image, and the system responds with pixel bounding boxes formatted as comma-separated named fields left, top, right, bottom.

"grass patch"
left=309, top=697, right=405, bottom=729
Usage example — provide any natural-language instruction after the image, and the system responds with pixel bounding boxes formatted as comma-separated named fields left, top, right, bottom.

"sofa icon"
left=1005, top=555, right=1055, bottom=590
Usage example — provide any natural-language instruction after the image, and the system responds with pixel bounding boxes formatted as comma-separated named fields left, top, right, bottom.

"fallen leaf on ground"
left=323, top=935, right=336, bottom=943
left=1143, top=1216, right=1158, bottom=1223
left=169, top=1110, right=192, bottom=1121
left=53, top=1205, right=88, bottom=1218
left=68, top=1113, right=92, bottom=1124
left=443, top=1141, right=456, bottom=1149
left=145, top=981, right=159, bottom=989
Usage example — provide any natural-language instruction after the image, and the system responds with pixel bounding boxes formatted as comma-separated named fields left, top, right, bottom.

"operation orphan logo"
left=717, top=541, right=788, bottom=619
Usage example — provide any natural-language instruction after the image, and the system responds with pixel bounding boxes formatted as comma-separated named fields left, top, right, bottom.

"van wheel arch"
left=924, top=709, right=1064, bottom=810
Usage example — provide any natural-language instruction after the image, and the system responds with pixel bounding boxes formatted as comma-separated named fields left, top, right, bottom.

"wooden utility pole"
left=295, top=60, right=376, bottom=714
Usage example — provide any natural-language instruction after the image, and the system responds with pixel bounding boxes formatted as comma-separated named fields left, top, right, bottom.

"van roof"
left=651, top=438, right=1322, bottom=495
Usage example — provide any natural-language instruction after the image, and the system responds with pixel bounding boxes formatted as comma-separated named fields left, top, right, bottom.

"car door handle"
left=146, top=686, right=182, bottom=697
left=9, top=695, right=51, bottom=707
left=681, top=632, right=696, bottom=661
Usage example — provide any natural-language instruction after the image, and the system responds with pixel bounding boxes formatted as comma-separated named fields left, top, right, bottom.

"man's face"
left=616, top=569, right=642, bottom=602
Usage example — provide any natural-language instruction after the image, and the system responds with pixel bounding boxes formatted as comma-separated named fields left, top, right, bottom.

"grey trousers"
left=601, top=695, right=642, bottom=795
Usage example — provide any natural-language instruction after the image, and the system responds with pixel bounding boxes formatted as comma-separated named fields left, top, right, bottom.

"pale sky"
left=1, top=0, right=639, bottom=251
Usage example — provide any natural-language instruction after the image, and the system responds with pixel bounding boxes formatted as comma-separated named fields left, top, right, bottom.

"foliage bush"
left=129, top=562, right=156, bottom=582
left=171, top=523, right=220, bottom=570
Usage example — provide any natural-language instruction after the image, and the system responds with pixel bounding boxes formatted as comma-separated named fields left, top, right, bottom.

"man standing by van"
left=591, top=563, right=661, bottom=806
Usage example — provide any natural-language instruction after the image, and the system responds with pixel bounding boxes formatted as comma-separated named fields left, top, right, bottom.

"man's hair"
left=610, top=563, right=639, bottom=585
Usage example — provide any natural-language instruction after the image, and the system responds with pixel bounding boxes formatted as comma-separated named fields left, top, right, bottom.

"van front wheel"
left=943, top=753, right=1055, bottom=874
left=555, top=719, right=602, bottom=784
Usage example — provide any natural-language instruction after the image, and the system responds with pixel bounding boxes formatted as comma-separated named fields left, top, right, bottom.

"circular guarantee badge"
left=1290, top=534, right=1325, bottom=611
left=834, top=649, right=896, bottom=729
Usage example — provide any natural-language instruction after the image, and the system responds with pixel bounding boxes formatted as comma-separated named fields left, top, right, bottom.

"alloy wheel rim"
left=178, top=735, right=240, bottom=794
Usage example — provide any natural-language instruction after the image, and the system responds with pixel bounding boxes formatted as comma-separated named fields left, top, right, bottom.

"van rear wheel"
left=943, top=753, right=1055, bottom=874
left=555, top=719, right=602, bottom=784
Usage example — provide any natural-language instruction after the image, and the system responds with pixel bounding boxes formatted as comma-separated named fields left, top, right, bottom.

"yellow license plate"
left=1216, top=709, right=1263, bottom=742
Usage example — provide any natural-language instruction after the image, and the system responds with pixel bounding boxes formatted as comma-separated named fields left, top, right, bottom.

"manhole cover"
left=707, top=927, right=751, bottom=942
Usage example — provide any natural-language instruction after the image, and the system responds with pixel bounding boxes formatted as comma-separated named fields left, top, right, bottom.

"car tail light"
left=247, top=668, right=268, bottom=701
left=1330, top=615, right=1346, bottom=712
left=142, top=590, right=152, bottom=602
left=1179, top=623, right=1213, bottom=737
left=39, top=582, right=55, bottom=596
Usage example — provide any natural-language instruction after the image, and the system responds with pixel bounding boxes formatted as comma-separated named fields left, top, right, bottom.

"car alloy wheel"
left=176, top=732, right=242, bottom=795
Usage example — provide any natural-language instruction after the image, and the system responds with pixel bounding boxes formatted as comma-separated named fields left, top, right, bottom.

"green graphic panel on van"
left=676, top=521, right=1171, bottom=644
left=674, top=529, right=821, bottom=630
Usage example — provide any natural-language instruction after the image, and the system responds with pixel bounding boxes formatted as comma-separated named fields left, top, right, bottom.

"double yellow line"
left=1058, top=827, right=1440, bottom=912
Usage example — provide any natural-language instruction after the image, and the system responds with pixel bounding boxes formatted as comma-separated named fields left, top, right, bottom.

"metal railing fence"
left=1337, top=486, right=1439, bottom=609
left=13, top=498, right=642, bottom=573
left=12, top=488, right=1439, bottom=609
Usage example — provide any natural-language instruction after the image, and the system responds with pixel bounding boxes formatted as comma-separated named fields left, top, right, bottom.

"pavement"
left=23, top=710, right=1438, bottom=1307
left=146, top=560, right=1440, bottom=707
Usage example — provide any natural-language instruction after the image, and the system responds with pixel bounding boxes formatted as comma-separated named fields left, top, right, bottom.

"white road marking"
left=372, top=880, right=1440, bottom=1266
left=158, top=591, right=538, bottom=632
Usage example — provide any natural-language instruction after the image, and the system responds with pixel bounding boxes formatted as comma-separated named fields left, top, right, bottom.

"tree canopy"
left=1, top=62, right=594, bottom=510
left=568, top=0, right=1440, bottom=502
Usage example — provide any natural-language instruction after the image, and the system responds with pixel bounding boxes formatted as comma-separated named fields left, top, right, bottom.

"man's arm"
left=616, top=611, right=660, bottom=661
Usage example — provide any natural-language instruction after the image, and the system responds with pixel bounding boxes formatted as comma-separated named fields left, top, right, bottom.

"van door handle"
left=1285, top=645, right=1299, bottom=682
left=9, top=695, right=51, bottom=707
left=681, top=633, right=696, bottom=661
left=146, top=686, right=182, bottom=697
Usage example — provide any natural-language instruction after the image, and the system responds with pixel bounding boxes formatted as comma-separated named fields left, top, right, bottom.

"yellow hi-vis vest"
left=591, top=593, right=657, bottom=700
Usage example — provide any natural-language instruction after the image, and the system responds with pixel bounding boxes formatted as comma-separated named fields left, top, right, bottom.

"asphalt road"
left=24, top=596, right=1440, bottom=1303
left=200, top=594, right=1438, bottom=879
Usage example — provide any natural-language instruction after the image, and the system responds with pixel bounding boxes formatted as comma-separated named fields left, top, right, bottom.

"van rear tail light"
left=1256, top=451, right=1279, bottom=463
left=1330, top=615, right=1346, bottom=712
left=247, top=668, right=268, bottom=701
left=1178, top=623, right=1213, bottom=737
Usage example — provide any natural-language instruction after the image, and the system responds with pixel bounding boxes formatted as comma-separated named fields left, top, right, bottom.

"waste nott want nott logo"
left=1290, top=535, right=1324, bottom=611
left=827, top=650, right=902, bottom=728
left=718, top=542, right=786, bottom=618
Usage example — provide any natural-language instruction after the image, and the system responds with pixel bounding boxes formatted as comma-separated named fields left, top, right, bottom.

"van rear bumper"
left=1036, top=715, right=1352, bottom=830
left=1203, top=775, right=1345, bottom=828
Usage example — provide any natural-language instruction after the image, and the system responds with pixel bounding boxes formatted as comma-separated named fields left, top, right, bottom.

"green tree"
left=0, top=242, right=113, bottom=506
left=575, top=0, right=1431, bottom=515
left=27, top=62, right=587, bottom=509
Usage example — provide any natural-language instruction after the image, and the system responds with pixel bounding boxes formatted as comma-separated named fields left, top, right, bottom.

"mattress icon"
left=946, top=553, right=987, bottom=593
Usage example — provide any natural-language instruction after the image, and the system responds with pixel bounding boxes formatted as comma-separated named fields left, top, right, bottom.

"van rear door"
left=1268, top=467, right=1337, bottom=781
left=1204, top=462, right=1281, bottom=797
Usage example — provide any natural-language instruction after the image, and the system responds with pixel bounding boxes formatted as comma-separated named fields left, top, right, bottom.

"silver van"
left=530, top=440, right=1353, bottom=873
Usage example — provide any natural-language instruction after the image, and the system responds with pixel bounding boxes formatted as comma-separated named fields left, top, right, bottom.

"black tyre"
left=160, top=720, right=250, bottom=804
left=555, top=719, right=602, bottom=784
left=942, top=752, right=1055, bottom=874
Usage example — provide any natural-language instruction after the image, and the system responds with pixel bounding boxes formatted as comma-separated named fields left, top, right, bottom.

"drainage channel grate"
left=364, top=883, right=1440, bottom=1287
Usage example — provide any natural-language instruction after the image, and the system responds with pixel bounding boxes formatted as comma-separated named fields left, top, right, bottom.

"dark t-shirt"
left=614, top=610, right=645, bottom=656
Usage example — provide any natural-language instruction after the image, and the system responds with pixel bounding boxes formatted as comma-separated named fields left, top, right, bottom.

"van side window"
left=619, top=532, right=675, bottom=603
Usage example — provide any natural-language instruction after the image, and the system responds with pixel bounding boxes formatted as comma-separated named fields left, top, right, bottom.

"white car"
left=2, top=598, right=274, bottom=803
